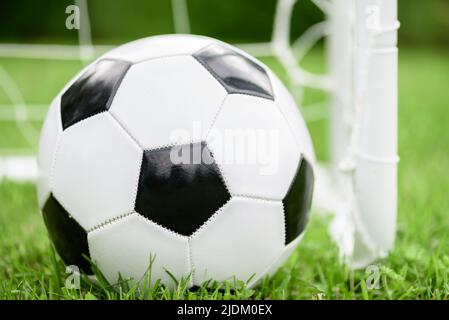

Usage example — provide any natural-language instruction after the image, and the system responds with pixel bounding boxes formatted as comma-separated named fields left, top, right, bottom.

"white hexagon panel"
left=102, top=34, right=216, bottom=63
left=206, top=94, right=302, bottom=200
left=88, top=213, right=191, bottom=287
left=36, top=94, right=62, bottom=207
left=109, top=55, right=227, bottom=150
left=269, top=72, right=316, bottom=163
left=52, top=112, right=142, bottom=231
left=190, top=197, right=285, bottom=285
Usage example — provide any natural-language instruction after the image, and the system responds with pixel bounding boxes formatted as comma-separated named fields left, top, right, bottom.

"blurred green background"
left=0, top=0, right=448, bottom=46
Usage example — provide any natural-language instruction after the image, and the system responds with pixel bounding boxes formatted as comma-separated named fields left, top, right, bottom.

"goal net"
left=0, top=0, right=399, bottom=268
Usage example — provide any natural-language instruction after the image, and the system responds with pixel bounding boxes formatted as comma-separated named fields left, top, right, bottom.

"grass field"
left=0, top=47, right=448, bottom=299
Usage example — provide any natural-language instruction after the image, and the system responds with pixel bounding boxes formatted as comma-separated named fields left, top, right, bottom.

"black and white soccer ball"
left=37, top=35, right=315, bottom=287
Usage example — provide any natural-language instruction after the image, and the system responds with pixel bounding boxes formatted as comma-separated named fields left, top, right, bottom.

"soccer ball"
left=37, top=34, right=315, bottom=287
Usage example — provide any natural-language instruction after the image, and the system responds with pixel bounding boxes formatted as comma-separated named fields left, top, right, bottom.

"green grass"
left=0, top=47, right=448, bottom=299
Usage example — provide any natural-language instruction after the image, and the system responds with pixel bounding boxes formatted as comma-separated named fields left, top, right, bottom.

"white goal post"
left=0, top=0, right=399, bottom=269
left=326, top=0, right=399, bottom=268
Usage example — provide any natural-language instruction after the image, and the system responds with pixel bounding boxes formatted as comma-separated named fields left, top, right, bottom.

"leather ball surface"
left=37, top=34, right=315, bottom=287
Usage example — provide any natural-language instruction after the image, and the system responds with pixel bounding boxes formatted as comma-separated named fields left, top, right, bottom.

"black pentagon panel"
left=42, top=194, right=92, bottom=274
left=61, top=59, right=130, bottom=130
left=193, top=44, right=274, bottom=100
left=135, top=142, right=230, bottom=236
left=283, top=157, right=314, bottom=245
